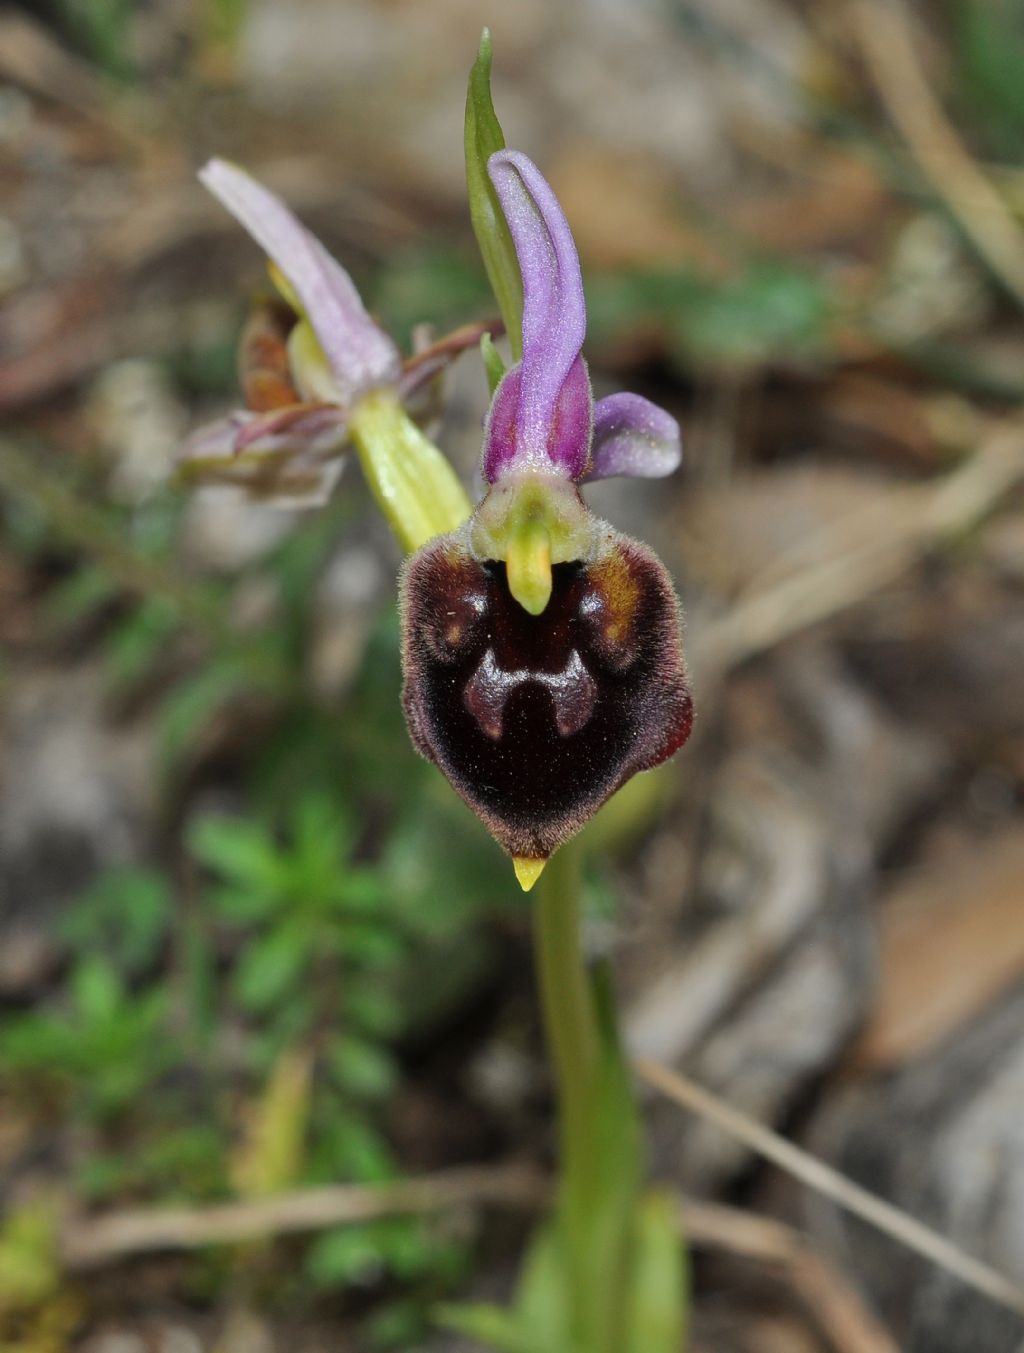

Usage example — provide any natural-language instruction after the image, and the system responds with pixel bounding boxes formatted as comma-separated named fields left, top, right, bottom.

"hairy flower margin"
left=179, top=144, right=692, bottom=887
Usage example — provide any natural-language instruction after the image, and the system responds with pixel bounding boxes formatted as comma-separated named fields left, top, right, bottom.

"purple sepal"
left=584, top=393, right=682, bottom=482
left=483, top=355, right=593, bottom=482
left=199, top=160, right=401, bottom=403
left=482, top=151, right=592, bottom=482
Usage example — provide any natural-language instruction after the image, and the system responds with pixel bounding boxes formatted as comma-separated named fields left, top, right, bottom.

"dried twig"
left=852, top=0, right=1024, bottom=309
left=625, top=764, right=824, bottom=1066
left=637, top=1057, right=1024, bottom=1320
left=59, top=1162, right=547, bottom=1270
left=61, top=1159, right=894, bottom=1351
left=697, top=417, right=1024, bottom=674
left=682, top=1197, right=900, bottom=1353
left=0, top=8, right=102, bottom=112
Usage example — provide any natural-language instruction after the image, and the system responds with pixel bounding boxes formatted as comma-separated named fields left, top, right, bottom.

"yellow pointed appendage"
left=513, top=856, right=547, bottom=892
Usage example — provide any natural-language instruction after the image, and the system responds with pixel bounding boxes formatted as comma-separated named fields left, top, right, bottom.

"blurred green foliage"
left=0, top=175, right=829, bottom=1341
left=373, top=245, right=494, bottom=349
left=0, top=454, right=514, bottom=1344
left=587, top=261, right=832, bottom=370
left=371, top=243, right=832, bottom=375
left=0, top=49, right=834, bottom=1337
left=51, top=0, right=138, bottom=80
left=950, top=0, right=1024, bottom=158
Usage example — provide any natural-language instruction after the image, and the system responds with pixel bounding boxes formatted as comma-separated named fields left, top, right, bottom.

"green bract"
left=465, top=29, right=524, bottom=361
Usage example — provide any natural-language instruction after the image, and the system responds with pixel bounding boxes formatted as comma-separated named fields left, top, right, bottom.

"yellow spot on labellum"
left=592, top=549, right=640, bottom=646
left=513, top=856, right=547, bottom=892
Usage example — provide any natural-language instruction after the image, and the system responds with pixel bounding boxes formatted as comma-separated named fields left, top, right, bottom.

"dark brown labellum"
left=400, top=527, right=693, bottom=860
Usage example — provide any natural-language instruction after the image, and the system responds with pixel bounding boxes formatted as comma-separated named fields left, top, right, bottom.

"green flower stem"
left=534, top=841, right=598, bottom=1202
left=348, top=390, right=472, bottom=553
left=534, top=840, right=612, bottom=1348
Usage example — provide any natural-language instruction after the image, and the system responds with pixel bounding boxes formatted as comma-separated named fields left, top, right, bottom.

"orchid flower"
left=400, top=150, right=692, bottom=888
left=177, top=148, right=691, bottom=890
left=179, top=159, right=471, bottom=538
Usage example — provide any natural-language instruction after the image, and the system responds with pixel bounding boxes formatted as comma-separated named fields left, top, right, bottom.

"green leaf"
left=305, top=1222, right=385, bottom=1287
left=365, top=1299, right=426, bottom=1350
left=208, top=882, right=281, bottom=925
left=231, top=1045, right=311, bottom=1197
left=58, top=0, right=137, bottom=80
left=158, top=657, right=259, bottom=773
left=308, top=1216, right=444, bottom=1289
left=514, top=1222, right=576, bottom=1352
left=233, top=926, right=309, bottom=1012
left=465, top=28, right=523, bottom=359
left=952, top=0, right=1024, bottom=158
left=435, top=1303, right=542, bottom=1353
left=586, top=261, right=830, bottom=371
left=481, top=331, right=507, bottom=395
left=45, top=563, right=119, bottom=631
left=344, top=981, right=403, bottom=1039
left=309, top=1115, right=394, bottom=1184
left=336, top=866, right=387, bottom=916
left=291, top=790, right=352, bottom=864
left=622, top=1190, right=689, bottom=1353
left=103, top=595, right=180, bottom=691
left=71, top=957, right=123, bottom=1024
left=0, top=1200, right=60, bottom=1310
left=60, top=868, right=172, bottom=973
left=341, top=922, right=405, bottom=968
left=376, top=1217, right=434, bottom=1279
left=670, top=260, right=828, bottom=367
left=188, top=815, right=282, bottom=893
left=328, top=1034, right=397, bottom=1100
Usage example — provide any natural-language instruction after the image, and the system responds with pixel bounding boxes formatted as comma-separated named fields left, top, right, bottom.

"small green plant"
left=188, top=791, right=472, bottom=1327
left=190, top=793, right=405, bottom=1081
left=0, top=867, right=225, bottom=1203
left=0, top=870, right=177, bottom=1127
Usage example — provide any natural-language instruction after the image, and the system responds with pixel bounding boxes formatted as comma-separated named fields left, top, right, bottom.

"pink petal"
left=585, top=393, right=682, bottom=482
left=199, top=159, right=400, bottom=402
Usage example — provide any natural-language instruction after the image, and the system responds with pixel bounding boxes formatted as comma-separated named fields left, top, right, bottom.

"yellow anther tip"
left=513, top=857, right=547, bottom=892
left=506, top=523, right=552, bottom=616
left=509, top=576, right=551, bottom=616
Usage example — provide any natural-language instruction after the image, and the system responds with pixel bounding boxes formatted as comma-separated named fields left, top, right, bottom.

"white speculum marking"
left=463, top=647, right=597, bottom=740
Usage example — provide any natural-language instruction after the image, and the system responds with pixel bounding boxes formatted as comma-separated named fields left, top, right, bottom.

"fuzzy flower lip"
left=199, top=158, right=401, bottom=403
left=401, top=531, right=693, bottom=863
left=481, top=149, right=682, bottom=487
